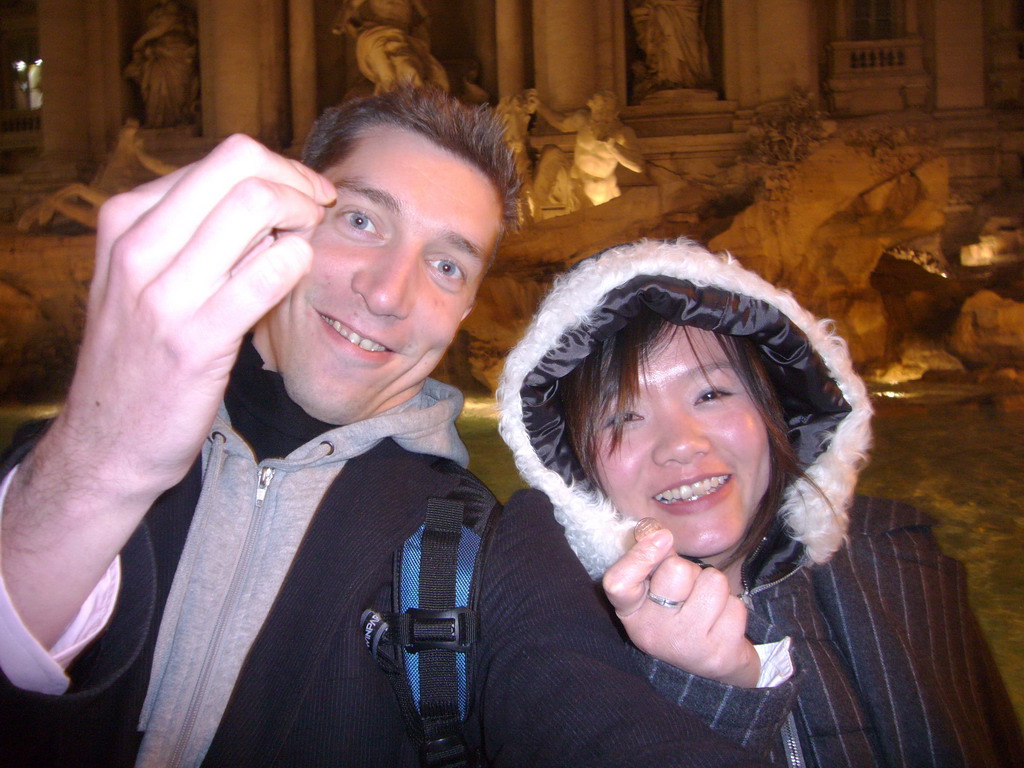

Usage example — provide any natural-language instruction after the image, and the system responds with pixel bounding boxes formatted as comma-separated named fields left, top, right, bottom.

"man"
left=0, top=88, right=762, bottom=766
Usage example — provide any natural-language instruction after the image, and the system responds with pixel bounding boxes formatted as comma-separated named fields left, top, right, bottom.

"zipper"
left=740, top=537, right=767, bottom=597
left=742, top=564, right=803, bottom=605
left=167, top=465, right=276, bottom=768
left=740, top=527, right=808, bottom=604
left=780, top=712, right=805, bottom=767
left=255, top=465, right=274, bottom=504
left=740, top=540, right=807, bottom=767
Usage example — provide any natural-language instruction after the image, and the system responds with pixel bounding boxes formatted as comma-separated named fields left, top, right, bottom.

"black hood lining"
left=519, top=276, right=852, bottom=489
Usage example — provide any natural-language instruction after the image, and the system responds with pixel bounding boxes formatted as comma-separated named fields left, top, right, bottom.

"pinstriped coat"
left=498, top=239, right=1023, bottom=766
left=641, top=495, right=1021, bottom=766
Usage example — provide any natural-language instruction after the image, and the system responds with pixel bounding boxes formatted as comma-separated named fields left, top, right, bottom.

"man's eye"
left=345, top=212, right=375, bottom=232
left=432, top=258, right=464, bottom=280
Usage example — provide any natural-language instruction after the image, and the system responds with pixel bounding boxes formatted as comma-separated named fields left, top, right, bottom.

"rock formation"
left=709, top=132, right=948, bottom=364
left=0, top=233, right=93, bottom=401
left=951, top=290, right=1024, bottom=366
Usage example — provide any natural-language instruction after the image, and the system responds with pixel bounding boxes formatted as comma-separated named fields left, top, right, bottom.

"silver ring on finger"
left=647, top=591, right=685, bottom=609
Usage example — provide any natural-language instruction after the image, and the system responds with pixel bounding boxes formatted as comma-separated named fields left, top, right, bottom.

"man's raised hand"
left=2, top=136, right=335, bottom=647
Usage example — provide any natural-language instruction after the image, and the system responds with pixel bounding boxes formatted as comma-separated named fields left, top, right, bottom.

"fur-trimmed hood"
left=497, top=239, right=873, bottom=579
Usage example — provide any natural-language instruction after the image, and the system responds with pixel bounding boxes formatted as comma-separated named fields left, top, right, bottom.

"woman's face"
left=594, top=327, right=771, bottom=569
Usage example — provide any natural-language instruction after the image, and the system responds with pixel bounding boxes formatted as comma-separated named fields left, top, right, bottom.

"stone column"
left=722, top=0, right=760, bottom=108
left=904, top=0, right=920, bottom=36
left=532, top=0, right=599, bottom=110
left=289, top=0, right=317, bottom=146
left=86, top=0, right=134, bottom=160
left=496, top=0, right=527, bottom=98
left=595, top=0, right=626, bottom=103
left=38, top=0, right=91, bottom=158
left=199, top=0, right=288, bottom=144
left=753, top=0, right=816, bottom=103
left=723, top=0, right=816, bottom=108
left=933, top=0, right=985, bottom=110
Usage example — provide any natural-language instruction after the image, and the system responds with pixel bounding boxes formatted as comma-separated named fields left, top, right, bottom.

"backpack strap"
left=361, top=458, right=499, bottom=768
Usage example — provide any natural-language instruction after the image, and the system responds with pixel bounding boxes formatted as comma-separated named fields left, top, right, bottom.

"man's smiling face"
left=253, top=126, right=503, bottom=425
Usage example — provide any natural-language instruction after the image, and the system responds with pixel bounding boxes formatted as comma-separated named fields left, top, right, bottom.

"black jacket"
left=0, top=435, right=765, bottom=768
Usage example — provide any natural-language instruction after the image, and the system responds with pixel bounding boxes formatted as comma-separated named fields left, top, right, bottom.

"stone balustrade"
left=0, top=109, right=42, bottom=151
left=828, top=37, right=925, bottom=78
left=826, top=38, right=930, bottom=115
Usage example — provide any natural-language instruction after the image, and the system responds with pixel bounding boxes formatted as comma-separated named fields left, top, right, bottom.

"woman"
left=498, top=239, right=1022, bottom=766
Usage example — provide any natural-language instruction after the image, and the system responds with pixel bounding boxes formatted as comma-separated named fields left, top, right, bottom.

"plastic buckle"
left=360, top=609, right=390, bottom=658
left=420, top=734, right=475, bottom=767
left=404, top=608, right=476, bottom=652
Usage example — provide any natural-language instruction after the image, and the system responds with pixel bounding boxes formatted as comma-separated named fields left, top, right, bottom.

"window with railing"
left=825, top=0, right=928, bottom=113
left=0, top=18, right=41, bottom=147
left=852, top=0, right=896, bottom=41
left=1, top=25, right=40, bottom=112
left=10, top=57, right=42, bottom=111
left=828, top=37, right=923, bottom=77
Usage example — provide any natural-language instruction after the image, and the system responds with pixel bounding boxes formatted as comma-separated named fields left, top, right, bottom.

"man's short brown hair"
left=302, top=87, right=521, bottom=233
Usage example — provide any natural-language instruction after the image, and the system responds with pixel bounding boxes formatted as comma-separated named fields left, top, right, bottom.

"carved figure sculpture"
left=527, top=89, right=644, bottom=210
left=124, top=0, right=199, bottom=128
left=17, top=120, right=177, bottom=231
left=495, top=92, right=536, bottom=219
left=333, top=0, right=449, bottom=94
left=451, top=59, right=489, bottom=105
left=629, top=0, right=712, bottom=94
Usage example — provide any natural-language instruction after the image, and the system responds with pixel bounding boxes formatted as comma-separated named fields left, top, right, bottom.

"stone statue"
left=629, top=0, right=712, bottom=96
left=17, top=120, right=177, bottom=232
left=449, top=58, right=489, bottom=106
left=332, top=0, right=449, bottom=94
left=124, top=0, right=199, bottom=128
left=527, top=89, right=644, bottom=210
left=495, top=92, right=536, bottom=219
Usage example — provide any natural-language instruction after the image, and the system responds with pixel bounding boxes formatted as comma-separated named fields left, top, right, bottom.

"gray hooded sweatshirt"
left=136, top=378, right=468, bottom=768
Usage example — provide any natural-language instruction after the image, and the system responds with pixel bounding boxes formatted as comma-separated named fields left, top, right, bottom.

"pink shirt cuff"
left=0, top=465, right=121, bottom=694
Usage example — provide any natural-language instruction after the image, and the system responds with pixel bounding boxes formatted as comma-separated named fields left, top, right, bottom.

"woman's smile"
left=654, top=473, right=729, bottom=504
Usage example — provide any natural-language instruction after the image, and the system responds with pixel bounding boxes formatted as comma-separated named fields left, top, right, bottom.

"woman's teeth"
left=321, top=315, right=386, bottom=352
left=656, top=475, right=728, bottom=503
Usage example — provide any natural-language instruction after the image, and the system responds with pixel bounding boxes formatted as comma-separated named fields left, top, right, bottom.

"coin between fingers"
left=633, top=517, right=663, bottom=543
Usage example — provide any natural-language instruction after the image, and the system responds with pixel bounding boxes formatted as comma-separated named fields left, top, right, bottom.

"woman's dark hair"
left=560, top=307, right=804, bottom=571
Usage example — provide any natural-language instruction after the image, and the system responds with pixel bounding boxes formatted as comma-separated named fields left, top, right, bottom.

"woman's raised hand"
left=601, top=519, right=762, bottom=688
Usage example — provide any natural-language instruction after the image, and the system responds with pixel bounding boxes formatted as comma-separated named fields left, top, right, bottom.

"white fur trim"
left=498, top=239, right=873, bottom=579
